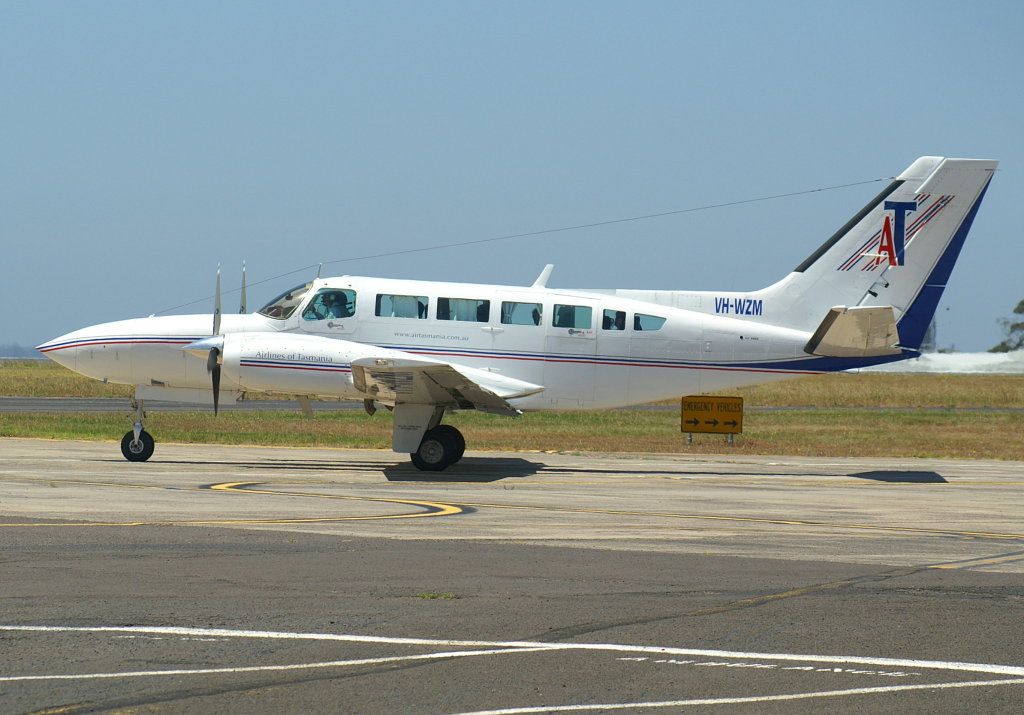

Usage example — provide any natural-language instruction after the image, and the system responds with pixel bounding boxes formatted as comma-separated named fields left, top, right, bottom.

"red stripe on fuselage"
left=240, top=363, right=351, bottom=373
left=39, top=339, right=194, bottom=353
left=397, top=349, right=822, bottom=375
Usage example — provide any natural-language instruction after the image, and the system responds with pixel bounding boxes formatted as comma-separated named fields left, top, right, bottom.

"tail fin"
left=758, top=156, right=996, bottom=351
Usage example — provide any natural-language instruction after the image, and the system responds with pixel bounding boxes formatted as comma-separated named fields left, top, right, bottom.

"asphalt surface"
left=1, top=438, right=1023, bottom=714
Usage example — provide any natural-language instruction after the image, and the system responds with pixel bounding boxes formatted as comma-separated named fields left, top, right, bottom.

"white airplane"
left=38, top=156, right=996, bottom=470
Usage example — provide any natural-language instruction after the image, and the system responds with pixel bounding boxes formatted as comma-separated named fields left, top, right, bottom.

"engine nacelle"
left=220, top=332, right=374, bottom=399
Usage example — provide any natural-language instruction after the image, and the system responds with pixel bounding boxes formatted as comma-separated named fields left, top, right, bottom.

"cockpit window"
left=303, top=289, right=356, bottom=321
left=258, top=282, right=312, bottom=320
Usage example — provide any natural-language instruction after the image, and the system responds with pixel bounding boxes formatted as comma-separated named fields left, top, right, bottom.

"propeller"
left=209, top=265, right=223, bottom=414
left=207, top=351, right=221, bottom=415
left=180, top=264, right=226, bottom=414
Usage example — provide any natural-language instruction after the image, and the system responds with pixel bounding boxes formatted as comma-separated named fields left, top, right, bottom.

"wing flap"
left=351, top=356, right=543, bottom=416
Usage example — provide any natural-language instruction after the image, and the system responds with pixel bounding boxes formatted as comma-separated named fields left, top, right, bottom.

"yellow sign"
left=681, top=396, right=743, bottom=434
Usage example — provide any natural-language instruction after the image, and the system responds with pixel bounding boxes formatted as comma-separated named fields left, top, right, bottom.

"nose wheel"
left=121, top=397, right=155, bottom=462
left=121, top=430, right=155, bottom=462
left=410, top=425, right=466, bottom=471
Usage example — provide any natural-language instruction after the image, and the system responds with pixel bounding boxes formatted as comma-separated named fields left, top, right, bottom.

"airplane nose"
left=36, top=332, right=82, bottom=370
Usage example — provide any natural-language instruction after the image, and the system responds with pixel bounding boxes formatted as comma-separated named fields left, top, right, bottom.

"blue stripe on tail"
left=897, top=178, right=993, bottom=350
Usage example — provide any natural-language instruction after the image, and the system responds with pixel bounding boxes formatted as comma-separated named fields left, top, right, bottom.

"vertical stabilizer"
left=754, top=156, right=996, bottom=349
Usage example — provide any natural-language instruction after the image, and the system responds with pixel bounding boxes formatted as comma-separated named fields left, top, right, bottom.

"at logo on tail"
left=873, top=200, right=918, bottom=267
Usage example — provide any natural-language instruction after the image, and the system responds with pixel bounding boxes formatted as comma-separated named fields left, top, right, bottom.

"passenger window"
left=501, top=301, right=542, bottom=326
left=634, top=313, right=667, bottom=331
left=602, top=309, right=626, bottom=331
left=375, top=294, right=428, bottom=319
left=438, top=297, right=490, bottom=322
left=553, top=304, right=592, bottom=329
left=302, top=289, right=357, bottom=321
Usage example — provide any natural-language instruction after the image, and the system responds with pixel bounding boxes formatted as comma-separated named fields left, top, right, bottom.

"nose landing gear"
left=121, top=398, right=155, bottom=462
left=121, top=429, right=155, bottom=462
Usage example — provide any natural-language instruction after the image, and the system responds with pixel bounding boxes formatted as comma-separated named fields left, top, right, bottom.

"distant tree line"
left=0, top=344, right=42, bottom=358
left=990, top=299, right=1024, bottom=353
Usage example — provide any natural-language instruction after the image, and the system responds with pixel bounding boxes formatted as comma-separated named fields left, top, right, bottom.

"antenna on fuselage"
left=213, top=264, right=222, bottom=335
left=316, top=262, right=323, bottom=279
left=532, top=264, right=555, bottom=288
left=239, top=260, right=247, bottom=314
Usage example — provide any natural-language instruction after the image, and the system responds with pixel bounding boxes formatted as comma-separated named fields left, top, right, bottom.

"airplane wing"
left=350, top=356, right=544, bottom=417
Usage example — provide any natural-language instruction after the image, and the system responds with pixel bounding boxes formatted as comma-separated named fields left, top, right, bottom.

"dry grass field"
left=2, top=360, right=1022, bottom=459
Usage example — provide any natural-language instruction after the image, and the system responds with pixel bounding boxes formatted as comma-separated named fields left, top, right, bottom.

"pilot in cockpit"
left=302, top=289, right=356, bottom=320
left=323, top=293, right=341, bottom=318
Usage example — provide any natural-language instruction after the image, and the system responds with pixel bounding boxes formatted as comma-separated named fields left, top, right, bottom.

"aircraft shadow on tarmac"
left=848, top=470, right=948, bottom=484
left=383, top=457, right=543, bottom=482
left=110, top=457, right=544, bottom=481
left=128, top=459, right=401, bottom=473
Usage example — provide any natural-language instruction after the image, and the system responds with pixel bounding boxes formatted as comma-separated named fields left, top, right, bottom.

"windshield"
left=258, top=282, right=312, bottom=320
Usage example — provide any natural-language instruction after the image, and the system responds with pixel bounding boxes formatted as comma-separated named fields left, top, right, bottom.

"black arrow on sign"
left=724, top=420, right=738, bottom=427
left=705, top=418, right=719, bottom=426
left=684, top=418, right=700, bottom=426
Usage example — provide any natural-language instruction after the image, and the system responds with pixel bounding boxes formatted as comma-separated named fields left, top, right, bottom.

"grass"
left=1, top=406, right=1022, bottom=460
left=670, top=371, right=1024, bottom=409
left=0, top=359, right=133, bottom=398
left=2, top=360, right=1022, bottom=460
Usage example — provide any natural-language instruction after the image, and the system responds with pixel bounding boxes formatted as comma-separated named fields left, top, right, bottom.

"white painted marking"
left=3, top=625, right=1024, bottom=677
left=446, top=678, right=1024, bottom=714
left=0, top=647, right=549, bottom=683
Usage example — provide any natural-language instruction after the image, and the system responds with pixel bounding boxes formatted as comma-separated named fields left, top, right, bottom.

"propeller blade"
left=212, top=361, right=221, bottom=415
left=213, top=264, right=222, bottom=336
left=206, top=347, right=222, bottom=415
left=239, top=260, right=247, bottom=314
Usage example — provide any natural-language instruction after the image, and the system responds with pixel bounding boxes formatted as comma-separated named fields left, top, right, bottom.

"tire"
left=431, top=424, right=465, bottom=464
left=121, top=430, right=155, bottom=462
left=410, top=427, right=456, bottom=471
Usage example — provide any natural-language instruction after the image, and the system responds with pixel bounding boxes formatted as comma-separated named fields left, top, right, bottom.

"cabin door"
left=543, top=302, right=597, bottom=407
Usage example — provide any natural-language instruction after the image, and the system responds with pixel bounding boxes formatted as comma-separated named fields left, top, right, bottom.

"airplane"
left=37, top=156, right=996, bottom=470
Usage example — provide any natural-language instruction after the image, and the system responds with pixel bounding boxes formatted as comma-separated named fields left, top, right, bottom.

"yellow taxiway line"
left=0, top=477, right=463, bottom=526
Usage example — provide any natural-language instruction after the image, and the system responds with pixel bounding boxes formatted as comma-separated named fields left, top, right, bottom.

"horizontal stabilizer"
left=804, top=306, right=901, bottom=358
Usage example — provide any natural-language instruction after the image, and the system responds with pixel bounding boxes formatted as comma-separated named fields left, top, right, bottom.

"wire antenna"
left=153, top=176, right=890, bottom=315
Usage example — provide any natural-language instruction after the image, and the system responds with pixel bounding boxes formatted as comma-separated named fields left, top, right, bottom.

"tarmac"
left=1, top=437, right=1023, bottom=713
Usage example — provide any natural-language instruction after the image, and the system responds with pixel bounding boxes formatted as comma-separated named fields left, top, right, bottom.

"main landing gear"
left=411, top=424, right=466, bottom=471
left=121, top=398, right=155, bottom=462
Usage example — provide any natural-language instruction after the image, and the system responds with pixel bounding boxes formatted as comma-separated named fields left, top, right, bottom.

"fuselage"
left=39, top=275, right=823, bottom=410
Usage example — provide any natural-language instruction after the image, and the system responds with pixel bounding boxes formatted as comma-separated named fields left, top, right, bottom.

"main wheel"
left=121, top=430, right=155, bottom=462
left=410, top=427, right=457, bottom=471
left=431, top=425, right=465, bottom=464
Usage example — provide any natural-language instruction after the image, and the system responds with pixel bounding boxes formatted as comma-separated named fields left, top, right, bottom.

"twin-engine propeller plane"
left=39, top=157, right=996, bottom=470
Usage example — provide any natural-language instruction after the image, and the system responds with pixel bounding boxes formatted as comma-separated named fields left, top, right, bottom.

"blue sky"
left=3, top=1, right=1022, bottom=351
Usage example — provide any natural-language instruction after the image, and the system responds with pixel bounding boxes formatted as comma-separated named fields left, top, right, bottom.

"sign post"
left=681, top=396, right=743, bottom=444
